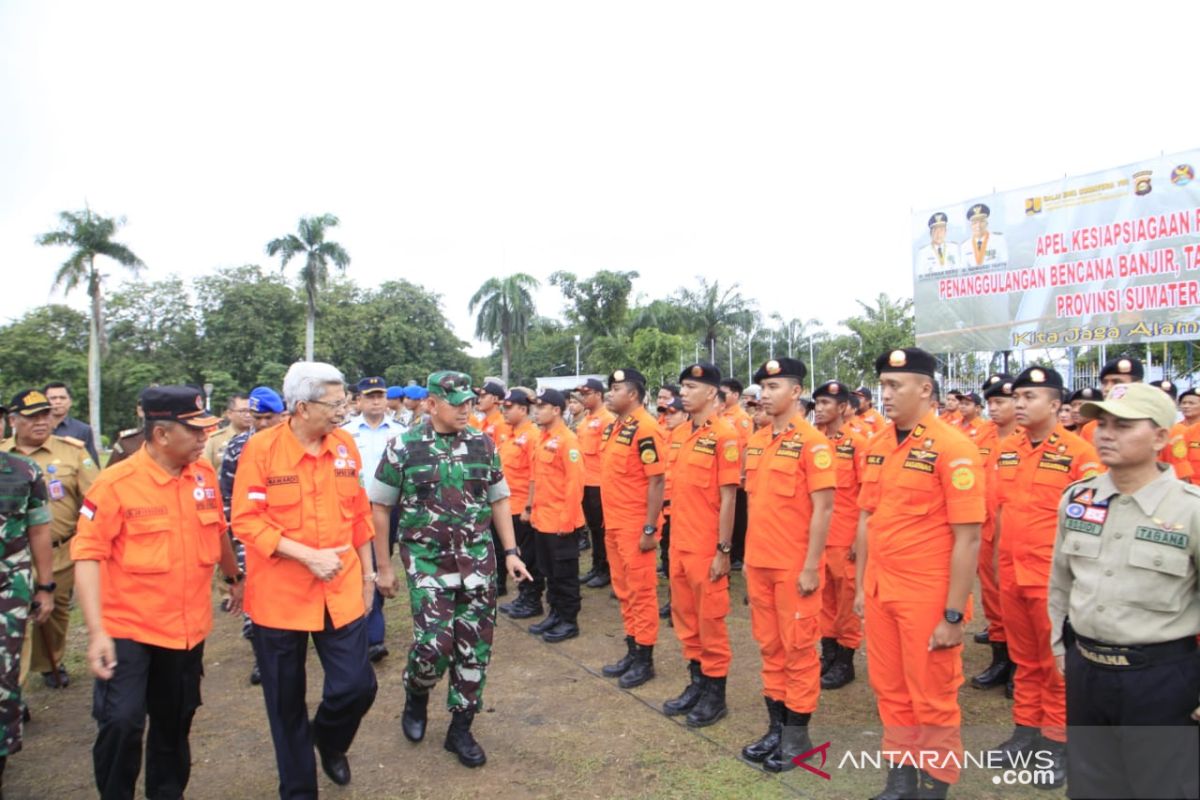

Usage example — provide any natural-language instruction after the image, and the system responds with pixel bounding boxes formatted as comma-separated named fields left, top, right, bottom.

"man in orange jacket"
left=576, top=379, right=616, bottom=587
left=991, top=367, right=1099, bottom=787
left=498, top=388, right=543, bottom=619
left=739, top=358, right=836, bottom=773
left=1181, top=386, right=1200, bottom=484
left=1153, top=380, right=1196, bottom=484
left=526, top=388, right=586, bottom=643
left=719, top=378, right=753, bottom=571
left=853, top=386, right=886, bottom=436
left=661, top=364, right=738, bottom=728
left=74, top=386, right=244, bottom=800
left=232, top=363, right=379, bottom=795
left=812, top=380, right=867, bottom=691
left=599, top=368, right=666, bottom=688
left=854, top=349, right=985, bottom=800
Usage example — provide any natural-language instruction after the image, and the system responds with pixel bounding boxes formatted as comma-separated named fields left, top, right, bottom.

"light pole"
left=203, top=382, right=214, bottom=412
left=746, top=326, right=755, bottom=385
left=574, top=334, right=581, bottom=376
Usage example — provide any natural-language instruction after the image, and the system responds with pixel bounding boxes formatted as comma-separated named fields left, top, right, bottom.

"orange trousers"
left=977, top=533, right=1005, bottom=642
left=865, top=593, right=964, bottom=784
left=999, top=582, right=1065, bottom=742
left=820, top=546, right=861, bottom=649
left=745, top=564, right=820, bottom=714
left=606, top=527, right=659, bottom=646
left=668, top=550, right=731, bottom=677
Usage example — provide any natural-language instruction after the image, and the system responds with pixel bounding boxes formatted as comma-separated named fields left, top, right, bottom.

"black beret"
left=679, top=362, right=721, bottom=388
left=1012, top=366, right=1065, bottom=391
left=608, top=368, right=647, bottom=389
left=1153, top=379, right=1178, bottom=400
left=1067, top=387, right=1101, bottom=403
left=812, top=381, right=851, bottom=402
left=1099, top=356, right=1144, bottom=381
left=982, top=373, right=1015, bottom=399
left=752, top=358, right=807, bottom=384
left=874, top=347, right=937, bottom=379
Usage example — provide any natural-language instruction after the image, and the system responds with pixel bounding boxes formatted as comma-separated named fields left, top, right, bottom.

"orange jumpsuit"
left=744, top=414, right=836, bottom=714
left=1188, top=421, right=1200, bottom=486
left=1161, top=422, right=1195, bottom=482
left=577, top=408, right=615, bottom=489
left=498, top=419, right=538, bottom=514
left=961, top=416, right=1004, bottom=643
left=858, top=410, right=986, bottom=784
left=820, top=424, right=866, bottom=650
left=599, top=406, right=666, bottom=646
left=858, top=407, right=887, bottom=436
left=995, top=424, right=1099, bottom=743
left=1077, top=419, right=1096, bottom=443
left=667, top=416, right=741, bottom=678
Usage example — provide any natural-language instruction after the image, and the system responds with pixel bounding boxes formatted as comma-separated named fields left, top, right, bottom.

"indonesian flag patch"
left=247, top=486, right=267, bottom=502
left=80, top=498, right=97, bottom=520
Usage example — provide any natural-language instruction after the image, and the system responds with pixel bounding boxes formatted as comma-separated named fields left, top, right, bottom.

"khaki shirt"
left=1049, top=464, right=1200, bottom=656
left=0, top=434, right=99, bottom=570
left=202, top=425, right=241, bottom=472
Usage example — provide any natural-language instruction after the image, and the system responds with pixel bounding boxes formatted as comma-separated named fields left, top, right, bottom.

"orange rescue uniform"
left=821, top=424, right=867, bottom=651
left=577, top=408, right=615, bottom=488
left=744, top=414, right=836, bottom=714
left=858, top=411, right=986, bottom=784
left=995, top=424, right=1099, bottom=743
left=478, top=408, right=511, bottom=445
left=666, top=416, right=741, bottom=678
left=72, top=448, right=226, bottom=650
left=1188, top=421, right=1200, bottom=486
left=499, top=419, right=538, bottom=513
left=231, top=422, right=375, bottom=631
left=599, top=405, right=667, bottom=646
left=961, top=416, right=1005, bottom=643
left=1161, top=422, right=1195, bottom=482
left=721, top=404, right=754, bottom=448
left=858, top=407, right=887, bottom=437
left=530, top=421, right=586, bottom=534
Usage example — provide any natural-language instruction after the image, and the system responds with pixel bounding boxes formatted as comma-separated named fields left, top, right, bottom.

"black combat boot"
left=527, top=611, right=560, bottom=636
left=871, top=764, right=918, bottom=800
left=971, top=641, right=1013, bottom=689
left=508, top=593, right=544, bottom=620
left=763, top=709, right=813, bottom=773
left=662, top=660, right=702, bottom=716
left=601, top=635, right=636, bottom=677
left=617, top=643, right=655, bottom=688
left=821, top=644, right=856, bottom=690
left=741, top=697, right=785, bottom=763
left=401, top=691, right=429, bottom=743
left=685, top=674, right=727, bottom=728
left=444, top=710, right=486, bottom=767
left=916, top=769, right=949, bottom=799
left=973, top=625, right=990, bottom=644
left=1036, top=736, right=1067, bottom=789
left=990, top=724, right=1039, bottom=763
left=819, top=636, right=838, bottom=675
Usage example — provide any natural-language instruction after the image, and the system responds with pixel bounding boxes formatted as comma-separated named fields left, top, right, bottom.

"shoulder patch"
left=58, top=435, right=85, bottom=448
left=638, top=436, right=659, bottom=464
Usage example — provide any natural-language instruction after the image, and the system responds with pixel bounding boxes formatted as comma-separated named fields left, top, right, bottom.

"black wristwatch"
left=716, top=541, right=732, bottom=554
left=223, top=572, right=245, bottom=586
left=642, top=525, right=657, bottom=536
left=34, top=582, right=57, bottom=593
left=943, top=608, right=964, bottom=625
left=504, top=547, right=520, bottom=557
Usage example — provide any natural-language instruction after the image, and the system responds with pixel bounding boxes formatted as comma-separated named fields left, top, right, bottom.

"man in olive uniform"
left=202, top=393, right=250, bottom=471
left=1049, top=383, right=1200, bottom=799
left=0, top=406, right=57, bottom=793
left=1, top=389, right=98, bottom=689
left=369, top=371, right=531, bottom=768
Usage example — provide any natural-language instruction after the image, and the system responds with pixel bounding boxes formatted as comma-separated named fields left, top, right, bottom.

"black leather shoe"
left=819, top=637, right=837, bottom=675
left=662, top=660, right=703, bottom=716
left=316, top=744, right=351, bottom=786
left=402, top=691, right=428, bottom=743
left=444, top=710, right=486, bottom=767
left=820, top=645, right=856, bottom=690
left=585, top=572, right=611, bottom=589
left=542, top=620, right=579, bottom=643
left=658, top=601, right=671, bottom=619
left=1005, top=673, right=1015, bottom=699
left=973, top=626, right=991, bottom=644
left=971, top=642, right=1012, bottom=689
left=870, top=764, right=918, bottom=800
left=368, top=643, right=389, bottom=663
left=1035, top=737, right=1067, bottom=789
left=42, top=667, right=69, bottom=689
left=763, top=709, right=812, bottom=772
left=578, top=568, right=597, bottom=585
left=617, top=644, right=655, bottom=689
left=249, top=663, right=262, bottom=686
left=741, top=697, right=784, bottom=763
left=916, top=768, right=949, bottom=799
left=686, top=675, right=727, bottom=728
left=527, top=612, right=561, bottom=636
left=990, top=725, right=1039, bottom=763
left=578, top=534, right=590, bottom=552
left=602, top=636, right=636, bottom=677
left=508, top=601, right=544, bottom=620
left=498, top=598, right=520, bottom=615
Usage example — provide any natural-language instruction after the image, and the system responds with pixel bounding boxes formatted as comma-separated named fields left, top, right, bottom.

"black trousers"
left=730, top=488, right=748, bottom=564
left=659, top=515, right=672, bottom=577
left=91, top=639, right=204, bottom=800
left=534, top=530, right=581, bottom=623
left=513, top=515, right=544, bottom=599
left=253, top=613, right=378, bottom=800
left=490, top=520, right=506, bottom=593
left=1065, top=643, right=1200, bottom=799
left=582, top=486, right=607, bottom=574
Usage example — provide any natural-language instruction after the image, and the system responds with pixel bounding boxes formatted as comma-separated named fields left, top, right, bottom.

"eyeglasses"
left=306, top=399, right=349, bottom=411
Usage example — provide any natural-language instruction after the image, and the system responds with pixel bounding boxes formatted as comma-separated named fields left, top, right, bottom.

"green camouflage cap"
left=427, top=370, right=475, bottom=405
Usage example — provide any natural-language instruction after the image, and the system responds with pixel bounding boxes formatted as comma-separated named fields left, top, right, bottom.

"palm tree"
left=37, top=208, right=144, bottom=439
left=469, top=273, right=540, bottom=385
left=266, top=214, right=350, bottom=360
left=675, top=277, right=754, bottom=362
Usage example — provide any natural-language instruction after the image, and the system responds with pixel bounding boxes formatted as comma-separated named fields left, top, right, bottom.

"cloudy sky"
left=2, top=1, right=1197, bottom=356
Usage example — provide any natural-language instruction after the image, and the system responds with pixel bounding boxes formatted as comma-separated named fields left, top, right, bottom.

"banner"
left=913, top=150, right=1200, bottom=352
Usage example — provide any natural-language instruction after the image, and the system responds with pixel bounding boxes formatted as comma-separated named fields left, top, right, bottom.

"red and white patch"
left=247, top=485, right=267, bottom=502
left=80, top=498, right=97, bottom=520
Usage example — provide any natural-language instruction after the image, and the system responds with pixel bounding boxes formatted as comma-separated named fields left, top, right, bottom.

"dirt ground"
left=9, top=553, right=1061, bottom=799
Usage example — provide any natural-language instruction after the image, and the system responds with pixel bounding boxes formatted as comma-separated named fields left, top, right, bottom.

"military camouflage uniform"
left=368, top=418, right=510, bottom=712
left=219, top=430, right=254, bottom=637
left=0, top=452, right=51, bottom=756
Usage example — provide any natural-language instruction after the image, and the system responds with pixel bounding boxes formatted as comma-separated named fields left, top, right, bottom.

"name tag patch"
left=1134, top=526, right=1189, bottom=549
left=1065, top=518, right=1103, bottom=535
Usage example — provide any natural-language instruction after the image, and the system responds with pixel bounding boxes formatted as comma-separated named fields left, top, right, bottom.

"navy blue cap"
left=140, top=386, right=222, bottom=429
left=357, top=376, right=386, bottom=394
left=533, top=387, right=566, bottom=410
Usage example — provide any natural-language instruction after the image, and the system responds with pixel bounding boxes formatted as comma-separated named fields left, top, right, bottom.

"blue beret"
left=405, top=386, right=428, bottom=400
left=386, top=386, right=406, bottom=400
left=248, top=387, right=285, bottom=414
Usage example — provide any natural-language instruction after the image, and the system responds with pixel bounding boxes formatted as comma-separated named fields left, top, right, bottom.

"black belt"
left=52, top=532, right=76, bottom=549
left=1075, top=633, right=1197, bottom=669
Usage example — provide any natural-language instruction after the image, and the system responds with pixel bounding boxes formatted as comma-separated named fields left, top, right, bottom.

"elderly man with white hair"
left=232, top=362, right=378, bottom=798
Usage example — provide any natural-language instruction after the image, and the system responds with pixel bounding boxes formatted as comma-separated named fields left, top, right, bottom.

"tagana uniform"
left=961, top=415, right=1005, bottom=645
left=600, top=405, right=666, bottom=647
left=744, top=412, right=836, bottom=715
left=667, top=416, right=740, bottom=679
left=995, top=423, right=1099, bottom=744
left=820, top=424, right=867, bottom=653
left=858, top=410, right=985, bottom=784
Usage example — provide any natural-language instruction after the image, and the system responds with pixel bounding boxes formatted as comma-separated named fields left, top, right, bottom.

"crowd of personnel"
left=0, top=349, right=1196, bottom=799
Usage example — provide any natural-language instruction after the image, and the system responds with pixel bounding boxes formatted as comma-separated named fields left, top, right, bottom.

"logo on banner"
left=1171, top=164, right=1194, bottom=186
